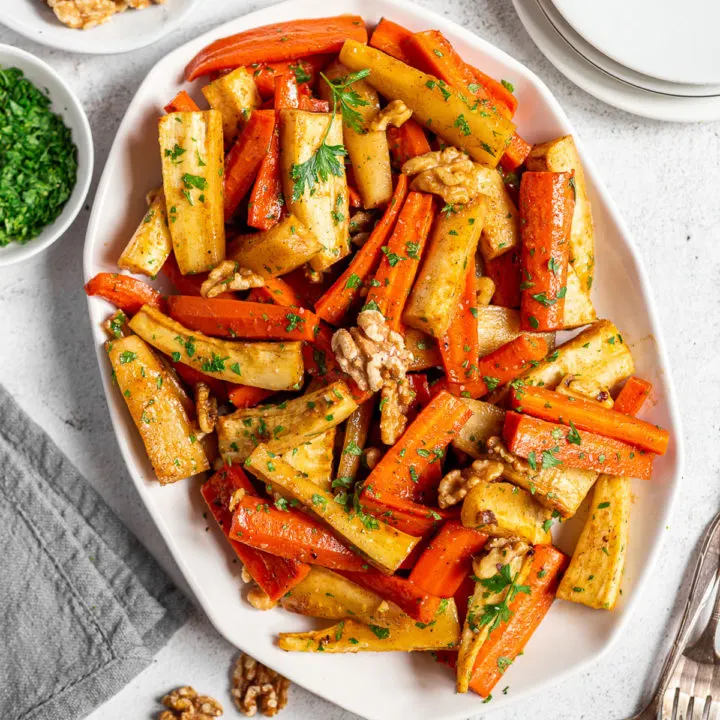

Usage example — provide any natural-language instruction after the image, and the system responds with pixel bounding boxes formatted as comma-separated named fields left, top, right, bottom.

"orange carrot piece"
left=519, top=171, right=575, bottom=331
left=164, top=90, right=200, bottom=114
left=614, top=377, right=653, bottom=416
left=509, top=384, right=669, bottom=455
left=160, top=254, right=204, bottom=296
left=440, top=257, right=480, bottom=387
left=387, top=118, right=431, bottom=168
left=314, top=175, right=409, bottom=325
left=167, top=296, right=320, bottom=342
left=456, top=334, right=549, bottom=398
left=224, top=109, right=276, bottom=221
left=408, top=372, right=433, bottom=409
left=369, top=17, right=414, bottom=63
left=500, top=132, right=532, bottom=171
left=230, top=494, right=368, bottom=571
left=248, top=122, right=284, bottom=230
left=361, top=494, right=444, bottom=537
left=467, top=65, right=518, bottom=118
left=227, top=385, right=275, bottom=408
left=503, top=411, right=655, bottom=480
left=186, top=16, right=368, bottom=80
left=348, top=185, right=362, bottom=208
left=172, top=360, right=229, bottom=401
left=339, top=571, right=443, bottom=624
left=250, top=56, right=331, bottom=98
left=84, top=272, right=164, bottom=315
left=247, top=277, right=305, bottom=308
left=468, top=544, right=567, bottom=697
left=201, top=465, right=310, bottom=601
left=485, top=247, right=521, bottom=308
left=364, top=191, right=434, bottom=330
left=409, top=520, right=488, bottom=598
left=361, top=390, right=472, bottom=502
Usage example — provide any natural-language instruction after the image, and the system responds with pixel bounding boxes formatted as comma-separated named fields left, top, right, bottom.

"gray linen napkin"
left=0, top=385, right=192, bottom=720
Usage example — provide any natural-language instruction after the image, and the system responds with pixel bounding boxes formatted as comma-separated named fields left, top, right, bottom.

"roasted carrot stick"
left=167, top=296, right=320, bottom=342
left=164, top=90, right=200, bottom=114
left=468, top=544, right=568, bottom=697
left=408, top=372, right=433, bottom=409
left=467, top=65, right=518, bottom=118
left=519, top=171, right=575, bottom=331
left=227, top=385, right=275, bottom=408
left=508, top=384, right=669, bottom=455
left=348, top=185, right=362, bottom=208
left=201, top=465, right=310, bottom=601
left=314, top=174, right=409, bottom=325
left=224, top=109, right=276, bottom=221
left=230, top=493, right=368, bottom=571
left=250, top=55, right=331, bottom=98
left=171, top=360, right=229, bottom=401
left=409, top=520, right=488, bottom=598
left=500, top=132, right=532, bottom=171
left=387, top=118, right=431, bottom=168
left=614, top=377, right=653, bottom=416
left=440, top=257, right=480, bottom=388
left=247, top=276, right=306, bottom=308
left=485, top=248, right=521, bottom=308
left=503, top=411, right=655, bottom=480
left=457, top=334, right=550, bottom=398
left=369, top=17, right=414, bottom=63
left=362, top=494, right=445, bottom=537
left=248, top=118, right=283, bottom=230
left=84, top=273, right=164, bottom=315
left=364, top=192, right=434, bottom=330
left=339, top=570, right=443, bottom=624
left=361, top=390, right=472, bottom=502
left=185, top=16, right=368, bottom=80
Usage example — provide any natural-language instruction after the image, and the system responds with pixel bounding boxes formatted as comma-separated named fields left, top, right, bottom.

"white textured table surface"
left=1, top=1, right=718, bottom=718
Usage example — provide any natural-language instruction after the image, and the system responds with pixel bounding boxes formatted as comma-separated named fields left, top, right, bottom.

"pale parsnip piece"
left=474, top=165, right=520, bottom=261
left=158, top=110, right=224, bottom=275
left=318, top=61, right=392, bottom=209
left=129, top=305, right=304, bottom=390
left=563, top=264, right=596, bottom=329
left=229, top=214, right=322, bottom=277
left=278, top=603, right=460, bottom=652
left=452, top=398, right=505, bottom=457
left=527, top=135, right=595, bottom=292
left=282, top=429, right=336, bottom=492
left=107, top=335, right=208, bottom=484
left=403, top=198, right=487, bottom=338
left=280, top=109, right=350, bottom=271
left=217, top=381, right=357, bottom=465
left=475, top=305, right=555, bottom=358
left=339, top=40, right=514, bottom=167
left=247, top=446, right=419, bottom=574
left=557, top=475, right=631, bottom=609
left=461, top=480, right=552, bottom=545
left=117, top=190, right=172, bottom=276
left=201, top=66, right=261, bottom=146
left=405, top=327, right=441, bottom=371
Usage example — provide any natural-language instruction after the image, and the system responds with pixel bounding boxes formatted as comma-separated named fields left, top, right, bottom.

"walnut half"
left=158, top=686, right=223, bottom=720
left=232, top=653, right=289, bottom=718
left=401, top=147, right=479, bottom=206
left=370, top=99, right=413, bottom=132
left=438, top=459, right=504, bottom=509
left=200, top=260, right=265, bottom=298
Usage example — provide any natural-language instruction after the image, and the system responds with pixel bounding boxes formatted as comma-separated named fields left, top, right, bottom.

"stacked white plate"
left=513, top=0, right=720, bottom=121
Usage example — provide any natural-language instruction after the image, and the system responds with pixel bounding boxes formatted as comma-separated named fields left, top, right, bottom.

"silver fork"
left=629, top=511, right=720, bottom=720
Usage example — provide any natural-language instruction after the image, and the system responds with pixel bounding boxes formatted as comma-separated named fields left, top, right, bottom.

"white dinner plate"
left=0, top=0, right=201, bottom=54
left=550, top=0, right=720, bottom=86
left=84, top=1, right=683, bottom=718
left=514, top=0, right=720, bottom=123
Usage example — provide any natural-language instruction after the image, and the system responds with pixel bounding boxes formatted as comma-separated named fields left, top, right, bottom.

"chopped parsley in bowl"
left=0, top=66, right=78, bottom=246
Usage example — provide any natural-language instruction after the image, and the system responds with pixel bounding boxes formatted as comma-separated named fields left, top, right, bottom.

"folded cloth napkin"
left=0, top=386, right=192, bottom=720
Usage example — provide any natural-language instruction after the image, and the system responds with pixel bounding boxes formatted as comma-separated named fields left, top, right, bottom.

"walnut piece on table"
left=401, top=147, right=480, bottom=206
left=438, top=459, right=504, bottom=509
left=200, top=261, right=265, bottom=298
left=232, top=653, right=290, bottom=718
left=46, top=0, right=164, bottom=30
left=158, top=686, right=223, bottom=720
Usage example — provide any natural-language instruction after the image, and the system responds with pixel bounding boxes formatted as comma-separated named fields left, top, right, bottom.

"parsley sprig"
left=320, top=69, right=371, bottom=133
left=471, top=564, right=530, bottom=632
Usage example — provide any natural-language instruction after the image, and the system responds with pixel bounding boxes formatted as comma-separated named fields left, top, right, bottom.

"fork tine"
left=687, top=695, right=696, bottom=720
left=671, top=686, right=680, bottom=720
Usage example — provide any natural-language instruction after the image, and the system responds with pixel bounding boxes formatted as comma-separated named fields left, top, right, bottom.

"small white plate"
left=0, top=0, right=201, bottom=55
left=551, top=0, right=720, bottom=86
left=0, top=44, right=92, bottom=267
left=514, top=0, right=720, bottom=122
left=85, top=1, right=683, bottom=717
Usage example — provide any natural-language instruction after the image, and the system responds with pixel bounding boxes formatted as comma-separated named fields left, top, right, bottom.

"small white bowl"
left=0, top=44, right=93, bottom=267
left=0, top=0, right=202, bottom=55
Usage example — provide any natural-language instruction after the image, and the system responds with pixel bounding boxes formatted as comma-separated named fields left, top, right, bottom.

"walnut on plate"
left=46, top=0, right=164, bottom=30
left=232, top=653, right=289, bottom=718
left=401, top=147, right=479, bottom=206
left=158, top=686, right=223, bottom=720
left=438, top=459, right=504, bottom=509
left=200, top=260, right=265, bottom=298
